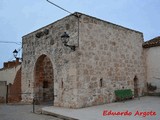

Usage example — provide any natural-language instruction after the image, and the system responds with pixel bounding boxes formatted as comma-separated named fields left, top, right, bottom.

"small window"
left=43, top=81, right=48, bottom=88
left=28, top=80, right=30, bottom=87
left=100, top=78, right=103, bottom=87
left=61, top=81, right=64, bottom=88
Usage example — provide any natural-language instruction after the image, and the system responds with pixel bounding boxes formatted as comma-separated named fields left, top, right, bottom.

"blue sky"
left=0, top=0, right=160, bottom=68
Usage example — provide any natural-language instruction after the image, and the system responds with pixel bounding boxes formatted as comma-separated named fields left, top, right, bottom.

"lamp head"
left=13, top=49, right=18, bottom=58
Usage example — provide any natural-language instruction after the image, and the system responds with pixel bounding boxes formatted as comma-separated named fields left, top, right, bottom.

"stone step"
left=42, top=110, right=78, bottom=120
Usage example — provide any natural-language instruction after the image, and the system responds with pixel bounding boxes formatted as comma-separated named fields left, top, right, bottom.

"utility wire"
left=0, top=41, right=21, bottom=45
left=46, top=0, right=72, bottom=14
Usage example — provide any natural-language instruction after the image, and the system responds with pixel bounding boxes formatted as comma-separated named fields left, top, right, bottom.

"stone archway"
left=34, top=55, right=54, bottom=104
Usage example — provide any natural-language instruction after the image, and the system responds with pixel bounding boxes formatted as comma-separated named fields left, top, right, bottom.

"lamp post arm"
left=64, top=44, right=76, bottom=51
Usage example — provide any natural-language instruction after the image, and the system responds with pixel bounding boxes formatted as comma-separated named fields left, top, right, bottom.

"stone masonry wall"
left=22, top=12, right=147, bottom=108
left=76, top=14, right=146, bottom=108
left=22, top=14, right=79, bottom=108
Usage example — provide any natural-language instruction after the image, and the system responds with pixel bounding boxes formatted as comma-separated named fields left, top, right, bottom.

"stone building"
left=0, top=58, right=21, bottom=103
left=22, top=12, right=146, bottom=108
left=143, top=36, right=160, bottom=92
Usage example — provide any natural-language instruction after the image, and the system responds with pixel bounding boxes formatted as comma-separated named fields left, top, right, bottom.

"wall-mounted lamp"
left=13, top=49, right=18, bottom=58
left=61, top=32, right=76, bottom=51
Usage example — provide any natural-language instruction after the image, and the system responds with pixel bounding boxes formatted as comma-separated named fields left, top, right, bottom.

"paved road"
left=0, top=104, right=62, bottom=120
left=43, top=96, right=160, bottom=120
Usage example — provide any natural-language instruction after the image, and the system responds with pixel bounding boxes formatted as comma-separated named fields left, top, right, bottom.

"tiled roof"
left=143, top=36, right=160, bottom=48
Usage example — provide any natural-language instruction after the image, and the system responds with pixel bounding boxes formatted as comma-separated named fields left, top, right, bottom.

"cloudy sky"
left=0, top=0, right=159, bottom=68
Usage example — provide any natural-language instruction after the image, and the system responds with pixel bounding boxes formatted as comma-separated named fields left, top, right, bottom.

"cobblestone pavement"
left=0, top=104, right=62, bottom=120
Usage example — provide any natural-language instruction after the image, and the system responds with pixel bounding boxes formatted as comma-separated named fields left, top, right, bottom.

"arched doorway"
left=133, top=76, right=138, bottom=97
left=34, top=55, right=54, bottom=104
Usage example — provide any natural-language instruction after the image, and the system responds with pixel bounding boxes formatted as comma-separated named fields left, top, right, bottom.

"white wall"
left=146, top=47, right=160, bottom=92
left=0, top=81, right=7, bottom=103
left=0, top=65, right=21, bottom=85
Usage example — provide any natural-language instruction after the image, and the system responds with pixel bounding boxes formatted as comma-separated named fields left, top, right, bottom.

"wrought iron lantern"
left=13, top=49, right=18, bottom=58
left=61, top=32, right=76, bottom=51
